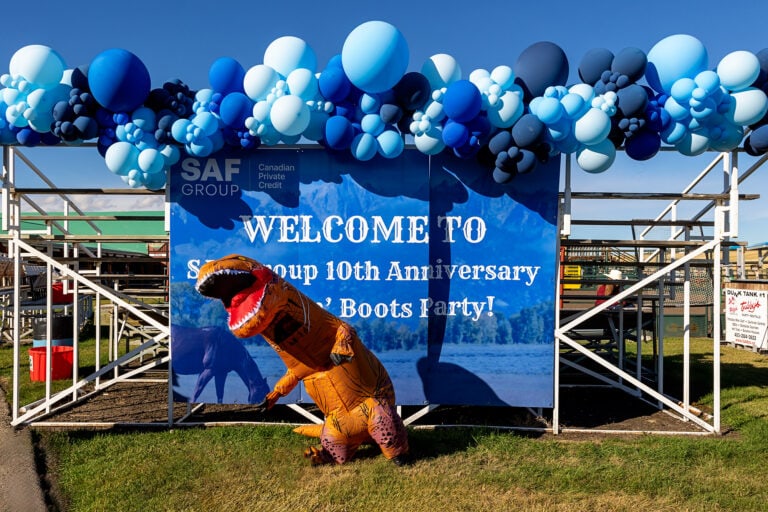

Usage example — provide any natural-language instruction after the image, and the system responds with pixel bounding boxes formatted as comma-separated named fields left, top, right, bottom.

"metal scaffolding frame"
left=1, top=144, right=764, bottom=433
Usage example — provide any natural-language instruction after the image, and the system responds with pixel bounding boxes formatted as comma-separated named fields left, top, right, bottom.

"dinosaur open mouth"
left=196, top=265, right=273, bottom=336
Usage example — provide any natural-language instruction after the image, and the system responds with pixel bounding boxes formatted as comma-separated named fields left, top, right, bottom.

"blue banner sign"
left=169, top=147, right=559, bottom=407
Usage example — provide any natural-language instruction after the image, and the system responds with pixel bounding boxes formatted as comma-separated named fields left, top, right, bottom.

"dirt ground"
left=30, top=372, right=714, bottom=439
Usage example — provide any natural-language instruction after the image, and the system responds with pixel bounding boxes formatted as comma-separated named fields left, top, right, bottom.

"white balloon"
left=269, top=95, right=310, bottom=136
left=285, top=68, right=319, bottom=101
left=421, top=54, right=461, bottom=90
left=717, top=50, right=760, bottom=92
left=244, top=65, right=280, bottom=101
left=576, top=139, right=616, bottom=173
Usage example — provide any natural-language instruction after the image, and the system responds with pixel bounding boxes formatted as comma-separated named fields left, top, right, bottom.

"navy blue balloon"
left=443, top=80, right=482, bottom=122
left=70, top=65, right=90, bottom=91
left=517, top=149, right=537, bottom=174
left=612, top=47, right=647, bottom=83
left=625, top=128, right=660, bottom=160
left=393, top=71, right=431, bottom=110
left=753, top=48, right=768, bottom=90
left=747, top=125, right=768, bottom=153
left=511, top=114, right=545, bottom=148
left=617, top=84, right=649, bottom=117
left=493, top=166, right=516, bottom=184
left=579, top=48, right=614, bottom=85
left=488, top=130, right=512, bottom=155
left=514, top=41, right=569, bottom=102
left=379, top=103, right=402, bottom=124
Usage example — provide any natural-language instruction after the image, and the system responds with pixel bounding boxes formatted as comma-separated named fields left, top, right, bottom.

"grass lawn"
left=2, top=337, right=768, bottom=511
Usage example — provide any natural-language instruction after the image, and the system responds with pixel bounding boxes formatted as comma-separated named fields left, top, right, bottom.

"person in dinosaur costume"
left=195, top=254, right=409, bottom=465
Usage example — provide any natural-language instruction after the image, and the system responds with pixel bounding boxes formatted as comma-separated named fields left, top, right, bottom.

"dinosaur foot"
left=303, top=445, right=334, bottom=466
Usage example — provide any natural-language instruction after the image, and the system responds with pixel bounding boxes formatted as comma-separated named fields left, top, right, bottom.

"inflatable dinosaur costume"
left=195, top=254, right=409, bottom=465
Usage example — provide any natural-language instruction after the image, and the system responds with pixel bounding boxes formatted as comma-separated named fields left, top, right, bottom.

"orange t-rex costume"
left=195, top=254, right=409, bottom=465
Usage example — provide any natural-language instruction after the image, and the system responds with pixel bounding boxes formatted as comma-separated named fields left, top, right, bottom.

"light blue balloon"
left=694, top=70, right=720, bottom=95
left=263, top=36, right=317, bottom=77
left=377, top=129, right=404, bottom=158
left=269, top=95, right=310, bottom=136
left=717, top=50, right=760, bottom=92
left=244, top=65, right=280, bottom=101
left=574, top=108, right=610, bottom=145
left=675, top=131, right=710, bottom=156
left=414, top=127, right=445, bottom=155
left=663, top=97, right=691, bottom=122
left=725, top=88, right=768, bottom=125
left=361, top=114, right=385, bottom=135
left=486, top=90, right=523, bottom=128
left=359, top=93, right=381, bottom=114
left=576, top=139, right=616, bottom=173
left=560, top=93, right=587, bottom=119
left=351, top=132, right=378, bottom=161
left=171, top=118, right=191, bottom=143
left=9, top=44, right=66, bottom=87
left=138, top=148, right=164, bottom=174
left=104, top=141, right=139, bottom=175
left=646, top=34, right=708, bottom=94
left=286, top=68, right=319, bottom=101
left=536, top=96, right=564, bottom=125
left=342, top=21, right=409, bottom=93
left=131, top=107, right=157, bottom=131
left=662, top=121, right=689, bottom=145
left=490, top=65, right=515, bottom=90
left=670, top=78, right=696, bottom=102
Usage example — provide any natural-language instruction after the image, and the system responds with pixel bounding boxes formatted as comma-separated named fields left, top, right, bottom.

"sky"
left=1, top=0, right=767, bottom=245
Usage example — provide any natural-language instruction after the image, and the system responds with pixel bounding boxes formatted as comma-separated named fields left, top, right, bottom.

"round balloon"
left=264, top=36, right=317, bottom=77
left=611, top=47, right=647, bottom=83
left=88, top=49, right=151, bottom=112
left=9, top=45, right=66, bottom=87
left=717, top=50, right=760, bottom=92
left=646, top=35, right=708, bottom=94
left=514, top=42, right=569, bottom=102
left=421, top=54, right=461, bottom=90
left=342, top=21, right=409, bottom=93
left=579, top=48, right=614, bottom=85
left=244, top=65, right=280, bottom=101
left=209, top=57, right=246, bottom=94
left=576, top=139, right=616, bottom=173
left=442, top=80, right=482, bottom=122
left=270, top=95, right=311, bottom=136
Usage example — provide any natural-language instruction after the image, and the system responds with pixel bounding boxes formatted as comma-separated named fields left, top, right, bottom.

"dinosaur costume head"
left=196, top=254, right=287, bottom=338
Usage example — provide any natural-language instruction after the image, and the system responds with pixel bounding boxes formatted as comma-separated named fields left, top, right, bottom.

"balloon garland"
left=2, top=24, right=768, bottom=190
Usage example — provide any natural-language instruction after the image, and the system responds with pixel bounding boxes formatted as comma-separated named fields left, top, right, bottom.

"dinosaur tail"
left=293, top=424, right=323, bottom=438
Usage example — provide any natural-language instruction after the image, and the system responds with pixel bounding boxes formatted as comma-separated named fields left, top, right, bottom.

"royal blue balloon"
left=511, top=114, right=545, bottom=148
left=209, top=57, right=246, bottom=95
left=219, top=92, right=252, bottom=127
left=319, top=66, right=352, bottom=103
left=442, top=119, right=469, bottom=148
left=16, top=128, right=41, bottom=146
left=88, top=48, right=151, bottom=113
left=514, top=42, right=569, bottom=102
left=324, top=115, right=356, bottom=149
left=442, top=80, right=482, bottom=122
left=612, top=47, right=647, bottom=83
left=625, top=128, right=661, bottom=160
left=579, top=48, right=614, bottom=85
left=393, top=71, right=431, bottom=110
left=617, top=84, right=649, bottom=117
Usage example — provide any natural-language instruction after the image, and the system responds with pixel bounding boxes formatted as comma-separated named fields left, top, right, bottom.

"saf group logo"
left=178, top=158, right=241, bottom=197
